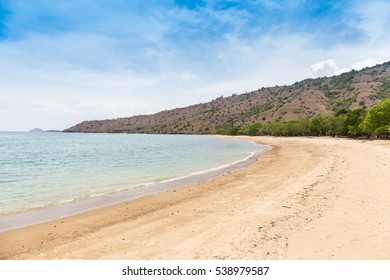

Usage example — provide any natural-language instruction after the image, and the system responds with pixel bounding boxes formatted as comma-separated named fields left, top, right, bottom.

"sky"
left=1, top=0, right=390, bottom=131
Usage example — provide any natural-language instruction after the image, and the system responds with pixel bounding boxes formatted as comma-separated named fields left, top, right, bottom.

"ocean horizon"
left=0, top=132, right=268, bottom=230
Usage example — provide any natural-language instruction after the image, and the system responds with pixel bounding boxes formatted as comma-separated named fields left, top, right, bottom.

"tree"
left=283, top=118, right=309, bottom=136
left=322, top=114, right=341, bottom=137
left=333, top=108, right=366, bottom=137
left=239, top=123, right=262, bottom=136
left=309, top=115, right=326, bottom=136
left=225, top=127, right=240, bottom=136
left=346, top=108, right=366, bottom=137
left=363, top=99, right=390, bottom=138
left=268, top=121, right=284, bottom=136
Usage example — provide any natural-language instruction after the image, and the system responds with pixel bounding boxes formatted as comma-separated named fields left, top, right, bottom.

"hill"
left=64, top=61, right=390, bottom=134
left=29, top=128, right=44, bottom=132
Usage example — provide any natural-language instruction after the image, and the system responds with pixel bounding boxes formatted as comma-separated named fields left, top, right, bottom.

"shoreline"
left=0, top=138, right=268, bottom=233
left=1, top=136, right=389, bottom=260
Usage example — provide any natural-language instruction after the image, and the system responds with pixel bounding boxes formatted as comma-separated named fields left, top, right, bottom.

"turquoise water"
left=0, top=132, right=263, bottom=215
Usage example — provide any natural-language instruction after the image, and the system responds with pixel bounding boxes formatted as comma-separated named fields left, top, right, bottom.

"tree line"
left=216, top=98, right=390, bottom=139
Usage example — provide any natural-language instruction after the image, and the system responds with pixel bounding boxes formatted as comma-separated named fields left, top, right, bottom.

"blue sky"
left=1, top=0, right=390, bottom=131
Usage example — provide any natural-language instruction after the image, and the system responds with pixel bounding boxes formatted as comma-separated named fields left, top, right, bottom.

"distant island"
left=28, top=128, right=62, bottom=133
left=29, top=128, right=44, bottom=132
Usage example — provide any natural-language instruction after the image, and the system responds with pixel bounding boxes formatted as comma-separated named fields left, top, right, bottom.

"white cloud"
left=308, top=59, right=338, bottom=78
left=351, top=58, right=382, bottom=70
left=309, top=58, right=385, bottom=78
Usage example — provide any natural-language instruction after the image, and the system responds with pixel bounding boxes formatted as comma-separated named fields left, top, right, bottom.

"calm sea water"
left=0, top=132, right=263, bottom=215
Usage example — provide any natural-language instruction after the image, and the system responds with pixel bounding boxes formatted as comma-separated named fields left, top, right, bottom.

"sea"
left=0, top=132, right=268, bottom=231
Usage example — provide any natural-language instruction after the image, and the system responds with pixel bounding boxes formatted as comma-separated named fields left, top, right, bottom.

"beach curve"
left=1, top=136, right=389, bottom=260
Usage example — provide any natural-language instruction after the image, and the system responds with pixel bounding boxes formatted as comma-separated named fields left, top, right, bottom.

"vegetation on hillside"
left=64, top=61, right=390, bottom=135
left=217, top=98, right=390, bottom=139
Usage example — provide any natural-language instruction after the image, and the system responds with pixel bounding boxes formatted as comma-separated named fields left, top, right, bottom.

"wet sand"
left=1, top=136, right=389, bottom=260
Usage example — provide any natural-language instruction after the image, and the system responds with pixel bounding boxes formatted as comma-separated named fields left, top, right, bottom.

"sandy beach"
left=1, top=136, right=389, bottom=260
